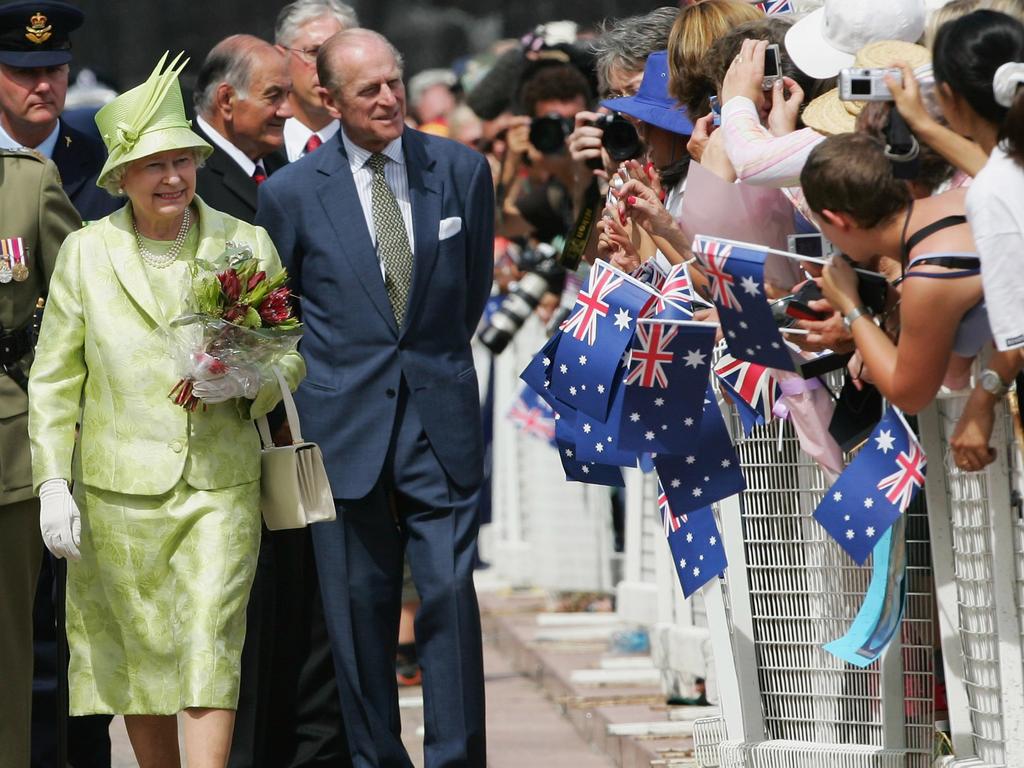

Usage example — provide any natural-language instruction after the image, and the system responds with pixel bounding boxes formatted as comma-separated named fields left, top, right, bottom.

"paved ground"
left=110, top=612, right=615, bottom=767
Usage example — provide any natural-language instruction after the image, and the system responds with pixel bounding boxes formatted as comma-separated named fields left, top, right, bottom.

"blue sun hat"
left=601, top=51, right=694, bottom=136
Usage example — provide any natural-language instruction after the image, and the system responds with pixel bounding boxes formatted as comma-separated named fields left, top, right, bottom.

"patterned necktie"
left=304, top=134, right=323, bottom=155
left=367, top=153, right=414, bottom=326
left=252, top=165, right=267, bottom=185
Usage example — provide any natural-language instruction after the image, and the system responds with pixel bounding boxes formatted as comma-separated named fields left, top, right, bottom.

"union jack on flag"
left=814, top=407, right=927, bottom=564
left=659, top=482, right=684, bottom=535
left=625, top=323, right=677, bottom=388
left=642, top=263, right=693, bottom=320
left=693, top=237, right=741, bottom=312
left=560, top=261, right=625, bottom=346
left=714, top=352, right=781, bottom=435
left=754, top=0, right=794, bottom=14
left=877, top=442, right=927, bottom=513
left=507, top=386, right=556, bottom=444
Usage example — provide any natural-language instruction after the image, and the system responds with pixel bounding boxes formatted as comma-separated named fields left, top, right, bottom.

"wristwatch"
left=979, top=368, right=1011, bottom=398
left=843, top=305, right=871, bottom=330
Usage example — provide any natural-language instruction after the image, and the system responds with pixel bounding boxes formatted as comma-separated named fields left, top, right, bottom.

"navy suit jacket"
left=256, top=128, right=495, bottom=499
left=194, top=125, right=286, bottom=224
left=52, top=119, right=123, bottom=222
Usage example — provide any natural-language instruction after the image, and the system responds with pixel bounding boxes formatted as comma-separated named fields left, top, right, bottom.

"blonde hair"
left=926, top=0, right=1024, bottom=47
left=668, top=0, right=764, bottom=116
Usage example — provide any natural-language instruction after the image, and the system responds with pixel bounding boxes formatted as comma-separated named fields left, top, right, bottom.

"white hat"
left=784, top=0, right=927, bottom=80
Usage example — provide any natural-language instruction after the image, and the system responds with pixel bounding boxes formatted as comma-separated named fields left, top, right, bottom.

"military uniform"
left=0, top=149, right=79, bottom=768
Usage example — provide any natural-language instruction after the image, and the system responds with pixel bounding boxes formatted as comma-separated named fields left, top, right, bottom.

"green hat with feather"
left=94, top=52, right=212, bottom=189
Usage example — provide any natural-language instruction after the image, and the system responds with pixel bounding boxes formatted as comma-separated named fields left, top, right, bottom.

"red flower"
left=218, top=269, right=242, bottom=302
left=224, top=304, right=248, bottom=323
left=258, top=287, right=292, bottom=325
left=247, top=271, right=267, bottom=291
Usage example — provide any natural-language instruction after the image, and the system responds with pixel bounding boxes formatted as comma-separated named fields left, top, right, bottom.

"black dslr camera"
left=528, top=112, right=643, bottom=162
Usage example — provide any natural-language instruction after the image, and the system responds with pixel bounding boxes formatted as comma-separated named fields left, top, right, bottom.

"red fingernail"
left=627, top=195, right=637, bottom=205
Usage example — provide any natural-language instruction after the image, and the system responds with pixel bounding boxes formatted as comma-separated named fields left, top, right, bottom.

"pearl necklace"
left=134, top=207, right=192, bottom=269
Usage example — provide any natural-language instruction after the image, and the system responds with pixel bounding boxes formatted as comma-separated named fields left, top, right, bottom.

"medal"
left=0, top=240, right=12, bottom=283
left=6, top=238, right=28, bottom=282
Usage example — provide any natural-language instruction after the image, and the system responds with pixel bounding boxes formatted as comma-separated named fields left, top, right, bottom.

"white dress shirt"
left=283, top=117, right=340, bottom=163
left=0, top=120, right=60, bottom=158
left=195, top=115, right=263, bottom=178
left=341, top=128, right=415, bottom=270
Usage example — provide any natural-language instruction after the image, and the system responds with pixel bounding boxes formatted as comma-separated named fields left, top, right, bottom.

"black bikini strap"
left=903, top=215, right=969, bottom=253
left=907, top=255, right=980, bottom=270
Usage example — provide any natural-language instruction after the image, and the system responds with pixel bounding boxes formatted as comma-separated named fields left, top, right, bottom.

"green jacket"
left=0, top=149, right=80, bottom=504
left=28, top=196, right=305, bottom=496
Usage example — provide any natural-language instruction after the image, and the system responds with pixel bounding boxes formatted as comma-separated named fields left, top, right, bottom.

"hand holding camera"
left=567, top=110, right=609, bottom=173
left=720, top=38, right=780, bottom=112
left=883, top=62, right=933, bottom=135
left=839, top=67, right=904, bottom=102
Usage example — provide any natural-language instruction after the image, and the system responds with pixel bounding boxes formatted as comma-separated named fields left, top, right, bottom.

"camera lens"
left=529, top=114, right=573, bottom=154
left=478, top=272, right=552, bottom=354
left=600, top=114, right=644, bottom=162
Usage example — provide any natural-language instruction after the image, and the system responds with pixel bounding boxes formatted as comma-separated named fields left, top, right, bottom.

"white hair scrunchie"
left=993, top=61, right=1024, bottom=108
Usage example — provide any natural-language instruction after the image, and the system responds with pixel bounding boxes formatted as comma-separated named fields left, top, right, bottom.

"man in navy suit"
left=256, top=28, right=493, bottom=768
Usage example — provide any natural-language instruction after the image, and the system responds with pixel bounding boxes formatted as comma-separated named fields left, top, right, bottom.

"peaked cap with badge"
left=0, top=1, right=83, bottom=67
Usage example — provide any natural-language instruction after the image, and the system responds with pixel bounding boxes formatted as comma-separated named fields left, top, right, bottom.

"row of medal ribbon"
left=0, top=238, right=29, bottom=283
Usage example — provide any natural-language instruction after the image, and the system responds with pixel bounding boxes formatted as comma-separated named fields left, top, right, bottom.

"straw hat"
left=94, top=52, right=212, bottom=190
left=802, top=41, right=931, bottom=136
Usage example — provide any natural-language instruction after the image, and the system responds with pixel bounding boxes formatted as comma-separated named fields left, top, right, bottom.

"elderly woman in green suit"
left=27, top=54, right=305, bottom=768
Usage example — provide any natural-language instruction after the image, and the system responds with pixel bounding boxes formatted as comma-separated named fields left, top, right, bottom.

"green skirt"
left=66, top=479, right=261, bottom=715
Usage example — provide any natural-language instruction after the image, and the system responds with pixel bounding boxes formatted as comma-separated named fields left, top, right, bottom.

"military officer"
left=0, top=1, right=120, bottom=221
left=0, top=148, right=79, bottom=768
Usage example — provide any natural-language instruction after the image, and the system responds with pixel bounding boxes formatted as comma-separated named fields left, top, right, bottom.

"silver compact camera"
left=839, top=68, right=902, bottom=101
left=762, top=44, right=782, bottom=90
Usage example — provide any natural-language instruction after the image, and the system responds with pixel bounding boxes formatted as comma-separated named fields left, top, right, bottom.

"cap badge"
left=25, top=12, right=53, bottom=45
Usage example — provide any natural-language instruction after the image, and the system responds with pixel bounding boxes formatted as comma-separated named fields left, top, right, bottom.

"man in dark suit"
left=192, top=34, right=291, bottom=223
left=257, top=28, right=494, bottom=768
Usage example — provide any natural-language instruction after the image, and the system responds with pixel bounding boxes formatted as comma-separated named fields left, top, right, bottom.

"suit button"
left=386, top=388, right=396, bottom=398
left=170, top=440, right=183, bottom=453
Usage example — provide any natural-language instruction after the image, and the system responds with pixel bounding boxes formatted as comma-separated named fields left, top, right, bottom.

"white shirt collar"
left=0, top=120, right=60, bottom=158
left=195, top=115, right=259, bottom=177
left=283, top=117, right=340, bottom=162
left=340, top=127, right=404, bottom=174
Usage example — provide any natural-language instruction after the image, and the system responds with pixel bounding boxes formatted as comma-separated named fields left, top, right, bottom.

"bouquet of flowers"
left=169, top=243, right=302, bottom=411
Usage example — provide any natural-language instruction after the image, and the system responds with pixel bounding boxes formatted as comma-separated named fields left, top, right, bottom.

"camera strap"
left=560, top=178, right=603, bottom=270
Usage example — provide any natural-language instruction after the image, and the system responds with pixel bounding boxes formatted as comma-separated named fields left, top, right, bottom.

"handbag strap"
left=256, top=366, right=304, bottom=446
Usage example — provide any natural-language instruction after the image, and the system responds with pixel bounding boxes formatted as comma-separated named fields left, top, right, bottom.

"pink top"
left=721, top=97, right=824, bottom=188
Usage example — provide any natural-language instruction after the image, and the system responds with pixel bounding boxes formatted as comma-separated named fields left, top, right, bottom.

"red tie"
left=305, top=134, right=323, bottom=155
left=252, top=166, right=267, bottom=185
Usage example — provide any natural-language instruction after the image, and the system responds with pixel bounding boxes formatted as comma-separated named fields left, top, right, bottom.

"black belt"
left=0, top=325, right=33, bottom=391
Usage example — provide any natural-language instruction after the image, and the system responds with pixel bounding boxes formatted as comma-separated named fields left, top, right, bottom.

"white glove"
left=39, top=478, right=81, bottom=560
left=192, top=370, right=260, bottom=404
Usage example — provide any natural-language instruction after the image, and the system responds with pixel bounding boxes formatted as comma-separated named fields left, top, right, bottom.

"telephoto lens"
left=529, top=113, right=574, bottom=154
left=478, top=244, right=565, bottom=354
left=597, top=113, right=644, bottom=162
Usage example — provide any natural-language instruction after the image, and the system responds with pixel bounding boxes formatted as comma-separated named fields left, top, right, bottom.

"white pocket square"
left=438, top=217, right=462, bottom=240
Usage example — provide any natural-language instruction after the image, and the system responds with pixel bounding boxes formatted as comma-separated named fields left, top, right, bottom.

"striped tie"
left=367, top=153, right=414, bottom=326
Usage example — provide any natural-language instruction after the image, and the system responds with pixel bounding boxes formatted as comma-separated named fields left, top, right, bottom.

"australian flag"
left=642, top=262, right=694, bottom=322
left=555, top=408, right=625, bottom=487
left=662, top=500, right=729, bottom=598
left=654, top=391, right=745, bottom=515
left=507, top=386, right=557, bottom=445
left=813, top=407, right=927, bottom=564
left=619, top=320, right=718, bottom=455
left=692, top=236, right=795, bottom=371
left=755, top=0, right=794, bottom=14
left=550, top=260, right=658, bottom=419
left=520, top=332, right=562, bottom=409
left=633, top=258, right=667, bottom=290
left=574, top=378, right=637, bottom=467
left=714, top=352, right=781, bottom=436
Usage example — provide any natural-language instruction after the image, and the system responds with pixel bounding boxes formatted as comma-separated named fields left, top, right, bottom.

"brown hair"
left=668, top=0, right=763, bottom=119
left=801, top=134, right=912, bottom=229
left=855, top=102, right=955, bottom=193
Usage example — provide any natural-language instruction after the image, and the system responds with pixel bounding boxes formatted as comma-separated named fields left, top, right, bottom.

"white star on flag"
left=739, top=321, right=748, bottom=330
left=582, top=423, right=591, bottom=434
left=833, top=491, right=842, bottom=502
left=692, top=566, right=700, bottom=577
left=559, top=364, right=568, bottom=374
left=740, top=275, right=760, bottom=296
left=875, top=429, right=896, bottom=454
left=866, top=526, right=876, bottom=537
left=846, top=529, right=855, bottom=539
left=709, top=536, right=717, bottom=545
left=727, top=330, right=737, bottom=339
left=542, top=357, right=550, bottom=366
left=654, top=397, right=665, bottom=407
left=721, top=459, right=731, bottom=468
left=595, top=443, right=604, bottom=453
left=569, top=386, right=577, bottom=396
left=597, top=384, right=605, bottom=393
left=565, top=449, right=574, bottom=458
left=671, top=478, right=681, bottom=488
left=581, top=465, right=590, bottom=474
left=680, top=558, right=686, bottom=568
left=645, top=431, right=655, bottom=441
left=692, top=487, right=703, bottom=497
left=686, top=532, right=693, bottom=542
left=578, top=355, right=587, bottom=365
left=683, top=417, right=694, bottom=426
left=685, top=455, right=696, bottom=464
left=629, top=412, right=640, bottom=422
left=613, top=308, right=632, bottom=331
left=683, top=349, right=707, bottom=368
left=864, top=497, right=874, bottom=509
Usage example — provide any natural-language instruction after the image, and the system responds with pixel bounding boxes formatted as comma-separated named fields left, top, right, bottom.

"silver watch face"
left=981, top=370, right=1005, bottom=395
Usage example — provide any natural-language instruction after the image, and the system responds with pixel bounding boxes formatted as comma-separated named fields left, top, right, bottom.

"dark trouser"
left=312, top=384, right=486, bottom=768
left=230, top=526, right=350, bottom=768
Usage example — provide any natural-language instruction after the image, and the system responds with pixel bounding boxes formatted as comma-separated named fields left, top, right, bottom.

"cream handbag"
left=256, top=367, right=336, bottom=530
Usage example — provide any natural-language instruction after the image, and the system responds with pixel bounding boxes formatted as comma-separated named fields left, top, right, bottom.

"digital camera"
left=839, top=68, right=903, bottom=101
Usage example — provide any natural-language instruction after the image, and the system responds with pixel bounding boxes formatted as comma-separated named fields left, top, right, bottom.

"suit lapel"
left=105, top=205, right=166, bottom=327
left=315, top=140, right=398, bottom=333
left=401, top=130, right=441, bottom=338
left=52, top=121, right=90, bottom=202
left=208, top=147, right=258, bottom=213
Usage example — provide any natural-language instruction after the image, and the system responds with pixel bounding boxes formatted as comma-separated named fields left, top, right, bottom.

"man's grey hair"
left=316, top=28, right=404, bottom=96
left=591, top=7, right=679, bottom=96
left=275, top=0, right=359, bottom=47
left=193, top=34, right=276, bottom=117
